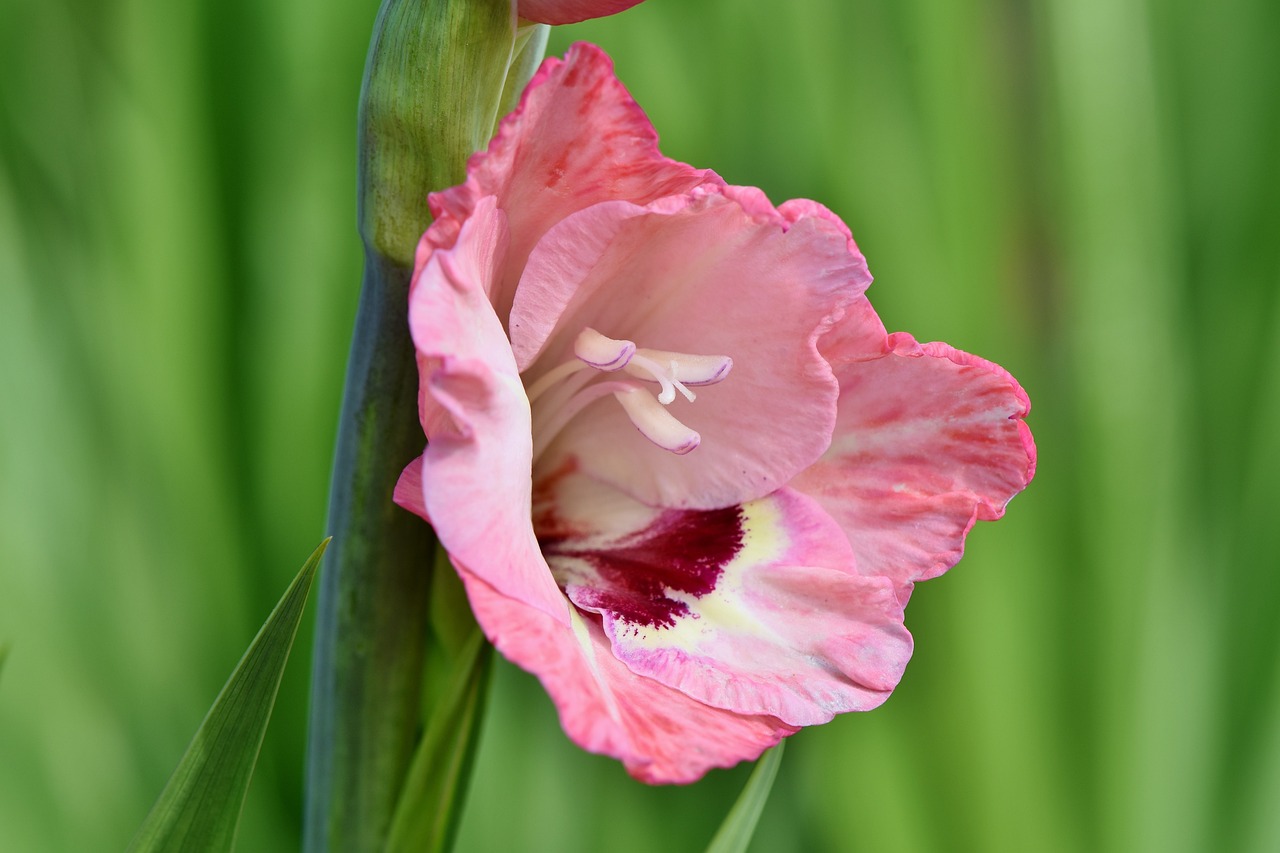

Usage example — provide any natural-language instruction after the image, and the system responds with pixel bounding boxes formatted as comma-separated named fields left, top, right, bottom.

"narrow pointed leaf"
left=0, top=643, right=9, bottom=684
left=128, top=539, right=329, bottom=853
left=705, top=742, right=785, bottom=853
left=383, top=628, right=493, bottom=853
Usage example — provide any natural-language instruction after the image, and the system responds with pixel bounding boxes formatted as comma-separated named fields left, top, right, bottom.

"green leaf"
left=0, top=643, right=10, bottom=684
left=705, top=742, right=786, bottom=853
left=383, top=628, right=493, bottom=853
left=128, top=539, right=329, bottom=853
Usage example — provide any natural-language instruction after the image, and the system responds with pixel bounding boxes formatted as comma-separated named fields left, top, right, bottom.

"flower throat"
left=525, top=327, right=732, bottom=462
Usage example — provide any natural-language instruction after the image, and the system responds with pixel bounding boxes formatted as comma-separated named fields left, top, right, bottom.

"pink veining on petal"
left=418, top=42, right=722, bottom=322
left=791, top=329, right=1036, bottom=588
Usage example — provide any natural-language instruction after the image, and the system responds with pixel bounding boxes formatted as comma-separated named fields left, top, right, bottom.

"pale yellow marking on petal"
left=737, top=497, right=788, bottom=566
left=569, top=605, right=625, bottom=724
left=622, top=496, right=791, bottom=651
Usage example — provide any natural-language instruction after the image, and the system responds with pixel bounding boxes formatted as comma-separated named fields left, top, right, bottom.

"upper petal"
left=791, top=321, right=1037, bottom=587
left=420, top=42, right=721, bottom=322
left=539, top=468, right=913, bottom=726
left=455, top=560, right=796, bottom=784
left=408, top=196, right=566, bottom=620
left=517, top=0, right=646, bottom=25
left=514, top=188, right=870, bottom=510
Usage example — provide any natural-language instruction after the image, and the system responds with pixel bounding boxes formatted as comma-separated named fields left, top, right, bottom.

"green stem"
left=304, top=2, right=548, bottom=850
left=304, top=250, right=433, bottom=853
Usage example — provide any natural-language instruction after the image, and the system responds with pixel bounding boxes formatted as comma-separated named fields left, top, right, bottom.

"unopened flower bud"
left=358, top=0, right=548, bottom=266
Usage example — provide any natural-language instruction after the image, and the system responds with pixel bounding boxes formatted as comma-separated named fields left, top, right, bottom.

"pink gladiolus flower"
left=517, top=0, right=645, bottom=25
left=395, top=43, right=1036, bottom=783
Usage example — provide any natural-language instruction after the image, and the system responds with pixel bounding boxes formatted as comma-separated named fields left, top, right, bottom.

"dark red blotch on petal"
left=542, top=507, right=744, bottom=629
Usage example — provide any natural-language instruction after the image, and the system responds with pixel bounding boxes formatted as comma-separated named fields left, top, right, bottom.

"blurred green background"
left=3, top=0, right=1278, bottom=850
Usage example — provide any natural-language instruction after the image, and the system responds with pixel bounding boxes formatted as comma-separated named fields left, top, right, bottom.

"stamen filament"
left=525, top=359, right=589, bottom=404
left=532, top=379, right=638, bottom=463
left=630, top=349, right=733, bottom=386
left=528, top=328, right=640, bottom=405
left=628, top=353, right=696, bottom=404
left=530, top=365, right=597, bottom=439
left=523, top=328, right=727, bottom=463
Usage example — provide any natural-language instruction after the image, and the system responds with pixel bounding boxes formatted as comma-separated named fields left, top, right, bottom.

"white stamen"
left=524, top=329, right=728, bottom=463
left=613, top=387, right=700, bottom=454
left=631, top=349, right=733, bottom=386
left=627, top=353, right=692, bottom=405
left=574, top=327, right=635, bottom=371
left=525, top=328, right=635, bottom=405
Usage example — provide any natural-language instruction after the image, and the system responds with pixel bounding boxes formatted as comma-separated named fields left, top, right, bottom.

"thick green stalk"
left=305, top=1, right=545, bottom=851
left=304, top=251, right=434, bottom=853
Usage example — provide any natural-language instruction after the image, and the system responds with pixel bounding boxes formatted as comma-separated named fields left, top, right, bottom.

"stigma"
left=526, top=327, right=733, bottom=460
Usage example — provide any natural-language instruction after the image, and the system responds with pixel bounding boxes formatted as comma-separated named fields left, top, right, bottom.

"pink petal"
left=456, top=561, right=796, bottom=784
left=409, top=196, right=566, bottom=621
left=791, top=326, right=1037, bottom=587
left=393, top=455, right=428, bottom=522
left=809, top=293, right=892, bottom=365
left=419, top=42, right=721, bottom=322
left=513, top=188, right=870, bottom=510
left=517, top=0, right=646, bottom=25
left=539, top=469, right=912, bottom=726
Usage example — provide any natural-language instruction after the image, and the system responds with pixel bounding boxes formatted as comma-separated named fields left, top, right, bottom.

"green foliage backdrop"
left=3, top=0, right=1278, bottom=850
